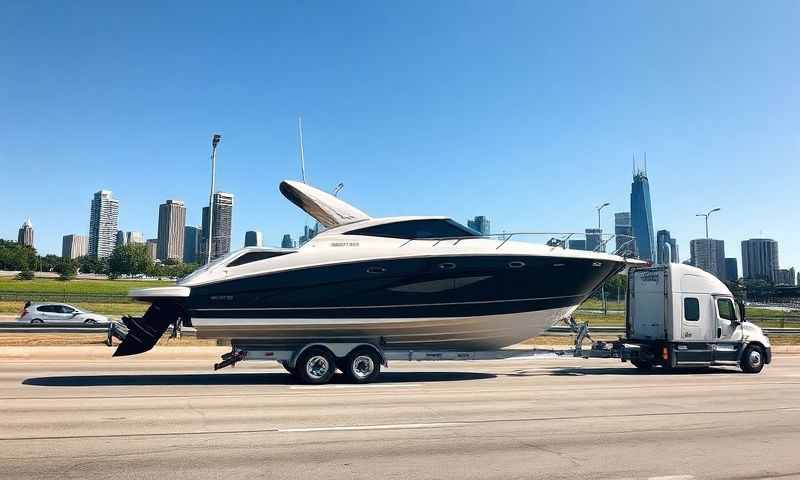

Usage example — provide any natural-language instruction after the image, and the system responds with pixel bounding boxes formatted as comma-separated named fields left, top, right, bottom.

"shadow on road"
left=547, top=366, right=739, bottom=376
left=22, top=371, right=495, bottom=387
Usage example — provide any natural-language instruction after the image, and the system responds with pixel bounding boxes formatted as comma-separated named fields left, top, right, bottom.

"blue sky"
left=2, top=1, right=798, bottom=271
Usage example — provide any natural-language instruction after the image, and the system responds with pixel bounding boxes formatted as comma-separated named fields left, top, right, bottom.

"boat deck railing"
left=400, top=232, right=638, bottom=257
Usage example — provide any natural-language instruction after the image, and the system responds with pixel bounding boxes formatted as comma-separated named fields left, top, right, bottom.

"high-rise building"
left=281, top=234, right=295, bottom=249
left=183, top=226, right=201, bottom=263
left=568, top=239, right=586, bottom=250
left=467, top=216, right=491, bottom=235
left=585, top=228, right=603, bottom=252
left=725, top=258, right=738, bottom=282
left=775, top=268, right=796, bottom=286
left=145, top=239, right=158, bottom=261
left=630, top=170, right=655, bottom=261
left=156, top=199, right=186, bottom=261
left=88, top=190, right=119, bottom=259
left=299, top=224, right=319, bottom=246
left=614, top=212, right=634, bottom=256
left=244, top=230, right=263, bottom=247
left=17, top=218, right=34, bottom=247
left=690, top=238, right=725, bottom=280
left=115, top=230, right=126, bottom=247
left=126, top=231, right=144, bottom=244
left=200, top=192, right=234, bottom=263
left=669, top=238, right=679, bottom=264
left=741, top=239, right=779, bottom=283
left=61, top=234, right=87, bottom=259
left=656, top=229, right=675, bottom=264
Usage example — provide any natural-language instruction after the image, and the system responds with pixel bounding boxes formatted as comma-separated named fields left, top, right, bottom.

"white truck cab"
left=625, top=264, right=771, bottom=373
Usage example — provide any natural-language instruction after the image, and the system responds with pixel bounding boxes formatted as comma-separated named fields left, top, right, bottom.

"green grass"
left=0, top=277, right=173, bottom=295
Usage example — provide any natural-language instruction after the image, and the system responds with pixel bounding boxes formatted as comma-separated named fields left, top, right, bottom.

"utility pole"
left=206, top=134, right=221, bottom=265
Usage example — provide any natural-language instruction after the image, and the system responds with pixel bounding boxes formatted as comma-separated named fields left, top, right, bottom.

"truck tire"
left=294, top=347, right=336, bottom=384
left=631, top=359, right=653, bottom=371
left=343, top=348, right=381, bottom=384
left=740, top=345, right=765, bottom=374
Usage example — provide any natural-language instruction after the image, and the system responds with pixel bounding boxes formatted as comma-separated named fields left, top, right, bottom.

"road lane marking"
left=648, top=476, right=695, bottom=480
left=279, top=422, right=466, bottom=433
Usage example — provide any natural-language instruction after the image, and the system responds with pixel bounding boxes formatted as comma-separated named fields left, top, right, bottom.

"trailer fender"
left=289, top=342, right=386, bottom=369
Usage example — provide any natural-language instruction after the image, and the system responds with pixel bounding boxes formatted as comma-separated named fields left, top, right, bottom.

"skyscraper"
left=244, top=230, right=263, bottom=247
left=299, top=224, right=319, bottom=246
left=669, top=238, right=679, bottom=264
left=183, top=226, right=201, bottom=263
left=630, top=170, right=655, bottom=261
left=145, top=239, right=158, bottom=261
left=115, top=230, right=126, bottom=247
left=88, top=190, right=119, bottom=259
left=17, top=218, right=33, bottom=247
left=656, top=229, right=675, bottom=264
left=157, top=199, right=186, bottom=261
left=725, top=258, right=738, bottom=282
left=585, top=228, right=603, bottom=252
left=741, top=239, right=779, bottom=282
left=467, top=216, right=491, bottom=235
left=775, top=268, right=796, bottom=286
left=126, top=231, right=144, bottom=244
left=614, top=212, right=634, bottom=256
left=200, top=192, right=234, bottom=263
left=61, top=234, right=87, bottom=259
left=281, top=234, right=295, bottom=249
left=568, top=239, right=586, bottom=250
left=690, top=238, right=725, bottom=279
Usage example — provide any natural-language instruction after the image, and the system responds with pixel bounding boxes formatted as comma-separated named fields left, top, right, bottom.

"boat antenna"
left=298, top=115, right=307, bottom=184
left=332, top=182, right=344, bottom=197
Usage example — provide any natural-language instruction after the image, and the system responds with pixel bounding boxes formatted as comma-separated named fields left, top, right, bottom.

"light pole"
left=206, top=134, right=222, bottom=265
left=696, top=207, right=721, bottom=239
left=596, top=202, right=610, bottom=314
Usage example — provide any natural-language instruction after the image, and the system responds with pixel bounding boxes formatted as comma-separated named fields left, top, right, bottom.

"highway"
left=1, top=347, right=799, bottom=480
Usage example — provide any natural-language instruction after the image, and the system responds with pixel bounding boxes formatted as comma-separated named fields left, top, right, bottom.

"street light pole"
left=206, top=134, right=221, bottom=265
left=696, top=207, right=721, bottom=239
left=596, top=202, right=610, bottom=315
left=596, top=202, right=610, bottom=230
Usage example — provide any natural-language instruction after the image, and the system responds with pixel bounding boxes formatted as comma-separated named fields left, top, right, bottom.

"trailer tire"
left=343, top=348, right=381, bottom=384
left=631, top=360, right=653, bottom=371
left=294, top=347, right=336, bottom=384
left=740, top=345, right=765, bottom=374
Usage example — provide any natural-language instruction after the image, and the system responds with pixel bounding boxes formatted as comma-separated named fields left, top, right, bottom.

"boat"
left=114, top=180, right=631, bottom=357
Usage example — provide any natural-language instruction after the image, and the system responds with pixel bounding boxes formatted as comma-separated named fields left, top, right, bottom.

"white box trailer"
left=619, top=263, right=771, bottom=372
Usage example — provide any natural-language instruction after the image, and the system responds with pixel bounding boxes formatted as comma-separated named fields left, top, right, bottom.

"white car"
left=18, top=302, right=109, bottom=324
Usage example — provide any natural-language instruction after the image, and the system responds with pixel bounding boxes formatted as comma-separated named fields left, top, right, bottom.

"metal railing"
left=400, top=232, right=634, bottom=255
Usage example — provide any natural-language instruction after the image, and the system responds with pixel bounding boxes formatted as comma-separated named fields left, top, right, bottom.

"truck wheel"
left=294, top=347, right=335, bottom=384
left=631, top=360, right=653, bottom=371
left=344, top=348, right=381, bottom=383
left=741, top=345, right=765, bottom=374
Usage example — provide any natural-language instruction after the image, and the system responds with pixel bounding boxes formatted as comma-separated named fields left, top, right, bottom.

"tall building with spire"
left=630, top=163, right=655, bottom=262
left=88, top=190, right=119, bottom=259
left=17, top=218, right=34, bottom=247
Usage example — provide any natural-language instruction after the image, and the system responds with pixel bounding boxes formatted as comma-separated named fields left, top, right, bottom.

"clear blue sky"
left=2, top=1, right=798, bottom=271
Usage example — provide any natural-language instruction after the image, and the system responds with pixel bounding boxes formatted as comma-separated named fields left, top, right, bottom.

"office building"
left=115, top=230, right=126, bottom=247
left=244, top=230, right=263, bottom=247
left=145, top=239, right=158, bottom=261
left=568, top=239, right=586, bottom=250
left=88, top=190, right=119, bottom=259
left=61, top=234, right=87, bottom=259
left=669, top=238, right=679, bottom=264
left=614, top=212, right=634, bottom=256
left=200, top=192, right=234, bottom=263
left=656, top=229, right=674, bottom=264
left=281, top=234, right=295, bottom=249
left=467, top=216, right=491, bottom=235
left=585, top=228, right=603, bottom=252
left=630, top=169, right=655, bottom=261
left=741, top=238, right=780, bottom=283
left=775, top=268, right=796, bottom=286
left=17, top=218, right=34, bottom=247
left=690, top=238, right=725, bottom=280
left=183, top=226, right=201, bottom=263
left=299, top=224, right=319, bottom=246
left=725, top=258, right=738, bottom=282
left=156, top=199, right=186, bottom=261
left=126, top=231, right=144, bottom=244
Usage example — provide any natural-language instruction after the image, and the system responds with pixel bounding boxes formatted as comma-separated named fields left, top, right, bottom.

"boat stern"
left=110, top=286, right=191, bottom=357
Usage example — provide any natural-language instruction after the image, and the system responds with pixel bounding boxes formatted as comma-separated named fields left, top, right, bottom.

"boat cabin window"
left=346, top=219, right=479, bottom=240
left=227, top=251, right=293, bottom=267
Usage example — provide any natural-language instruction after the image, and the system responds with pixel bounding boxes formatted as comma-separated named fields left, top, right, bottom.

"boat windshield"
left=345, top=219, right=480, bottom=240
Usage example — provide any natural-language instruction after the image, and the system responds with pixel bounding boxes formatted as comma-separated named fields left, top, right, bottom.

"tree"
left=109, top=244, right=152, bottom=277
left=0, top=239, right=37, bottom=270
left=77, top=255, right=109, bottom=274
left=55, top=259, right=77, bottom=281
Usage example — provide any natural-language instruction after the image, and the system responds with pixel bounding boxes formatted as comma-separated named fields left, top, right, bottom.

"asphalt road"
left=1, top=348, right=800, bottom=480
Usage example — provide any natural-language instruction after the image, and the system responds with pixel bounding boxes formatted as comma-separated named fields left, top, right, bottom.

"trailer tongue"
left=110, top=303, right=183, bottom=357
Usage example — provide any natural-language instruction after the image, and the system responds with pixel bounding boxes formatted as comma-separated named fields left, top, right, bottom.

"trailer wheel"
left=631, top=360, right=653, bottom=371
left=740, top=345, right=765, bottom=374
left=295, top=347, right=336, bottom=384
left=344, top=348, right=381, bottom=384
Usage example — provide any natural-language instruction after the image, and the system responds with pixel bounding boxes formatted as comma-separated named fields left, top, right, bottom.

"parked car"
left=18, top=302, right=109, bottom=324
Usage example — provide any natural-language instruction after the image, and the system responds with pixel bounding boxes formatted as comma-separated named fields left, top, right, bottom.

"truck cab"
left=626, top=264, right=771, bottom=373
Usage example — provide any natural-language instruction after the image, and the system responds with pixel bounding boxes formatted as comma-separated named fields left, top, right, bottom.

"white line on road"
left=648, top=476, right=695, bottom=480
left=279, top=422, right=466, bottom=433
